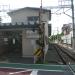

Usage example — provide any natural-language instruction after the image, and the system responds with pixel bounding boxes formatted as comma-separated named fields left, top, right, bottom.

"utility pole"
left=71, top=0, right=75, bottom=49
left=38, top=0, right=45, bottom=63
left=57, top=27, right=59, bottom=44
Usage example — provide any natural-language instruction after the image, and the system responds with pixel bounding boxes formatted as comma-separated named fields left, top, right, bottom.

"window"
left=27, top=16, right=39, bottom=24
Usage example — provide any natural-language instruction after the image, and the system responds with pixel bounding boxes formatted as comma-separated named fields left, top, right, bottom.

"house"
left=62, top=23, right=72, bottom=35
left=61, top=23, right=73, bottom=45
left=8, top=7, right=51, bottom=25
left=1, top=7, right=51, bottom=57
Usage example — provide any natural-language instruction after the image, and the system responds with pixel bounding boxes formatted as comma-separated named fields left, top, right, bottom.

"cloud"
left=0, top=0, right=58, bottom=9
left=0, top=0, right=73, bottom=34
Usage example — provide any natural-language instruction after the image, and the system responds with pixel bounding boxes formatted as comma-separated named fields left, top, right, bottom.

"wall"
left=9, top=9, right=49, bottom=25
left=22, top=30, right=39, bottom=57
left=61, top=31, right=73, bottom=44
left=44, top=22, right=48, bottom=55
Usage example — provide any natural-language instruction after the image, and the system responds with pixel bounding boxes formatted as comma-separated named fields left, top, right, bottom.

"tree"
left=49, top=32, right=64, bottom=43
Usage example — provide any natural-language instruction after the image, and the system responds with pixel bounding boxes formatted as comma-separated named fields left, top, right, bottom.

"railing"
left=0, top=23, right=39, bottom=30
left=0, top=63, right=69, bottom=71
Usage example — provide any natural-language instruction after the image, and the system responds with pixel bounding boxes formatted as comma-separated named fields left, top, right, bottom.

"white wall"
left=22, top=30, right=39, bottom=57
left=9, top=9, right=49, bottom=25
left=61, top=31, right=73, bottom=44
left=44, top=22, right=48, bottom=54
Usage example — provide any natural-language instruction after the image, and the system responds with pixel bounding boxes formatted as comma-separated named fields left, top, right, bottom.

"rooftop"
left=8, top=7, right=51, bottom=14
left=0, top=23, right=39, bottom=30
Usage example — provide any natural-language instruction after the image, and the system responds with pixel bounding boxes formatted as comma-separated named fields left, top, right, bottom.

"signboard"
left=34, top=48, right=42, bottom=57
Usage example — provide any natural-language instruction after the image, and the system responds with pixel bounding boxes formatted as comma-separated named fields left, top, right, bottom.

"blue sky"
left=0, top=0, right=74, bottom=34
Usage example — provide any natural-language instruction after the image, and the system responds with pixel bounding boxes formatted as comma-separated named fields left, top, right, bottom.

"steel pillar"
left=71, top=0, right=75, bottom=49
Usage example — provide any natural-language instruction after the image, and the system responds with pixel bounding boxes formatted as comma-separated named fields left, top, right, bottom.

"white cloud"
left=0, top=0, right=58, bottom=9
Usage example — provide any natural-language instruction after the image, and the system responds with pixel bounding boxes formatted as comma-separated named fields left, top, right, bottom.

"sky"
left=0, top=0, right=58, bottom=9
left=0, top=0, right=74, bottom=35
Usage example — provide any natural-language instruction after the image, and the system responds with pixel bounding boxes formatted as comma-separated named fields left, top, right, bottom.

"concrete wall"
left=21, top=23, right=49, bottom=57
left=44, top=22, right=49, bottom=55
left=22, top=30, right=39, bottom=57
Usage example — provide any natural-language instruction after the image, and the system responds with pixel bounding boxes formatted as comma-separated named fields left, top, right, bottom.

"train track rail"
left=45, top=43, right=75, bottom=65
left=54, top=44, right=75, bottom=64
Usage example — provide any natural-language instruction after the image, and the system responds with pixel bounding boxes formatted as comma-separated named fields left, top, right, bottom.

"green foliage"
left=60, top=32, right=64, bottom=36
left=49, top=32, right=64, bottom=42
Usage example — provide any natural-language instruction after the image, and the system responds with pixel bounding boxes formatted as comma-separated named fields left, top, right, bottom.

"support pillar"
left=71, top=0, right=75, bottom=49
left=72, top=37, right=75, bottom=49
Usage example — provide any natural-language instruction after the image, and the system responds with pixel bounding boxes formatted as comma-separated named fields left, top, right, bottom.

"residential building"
left=8, top=7, right=51, bottom=25
left=0, top=7, right=51, bottom=57
left=61, top=23, right=73, bottom=45
left=62, top=23, right=72, bottom=35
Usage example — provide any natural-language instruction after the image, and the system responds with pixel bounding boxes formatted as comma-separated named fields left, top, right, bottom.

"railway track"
left=45, top=43, right=75, bottom=65
left=54, top=44, right=75, bottom=64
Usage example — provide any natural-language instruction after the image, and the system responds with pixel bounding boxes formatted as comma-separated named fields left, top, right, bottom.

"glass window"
left=28, top=16, right=39, bottom=24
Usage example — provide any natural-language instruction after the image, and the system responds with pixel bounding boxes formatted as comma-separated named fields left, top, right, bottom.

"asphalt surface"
left=0, top=50, right=34, bottom=64
left=45, top=43, right=63, bottom=64
left=8, top=57, right=34, bottom=64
